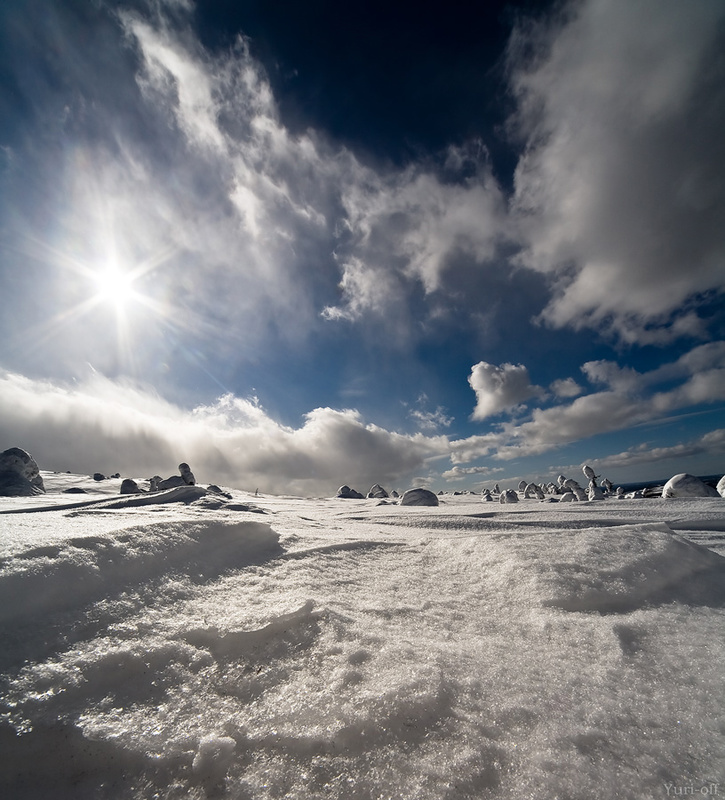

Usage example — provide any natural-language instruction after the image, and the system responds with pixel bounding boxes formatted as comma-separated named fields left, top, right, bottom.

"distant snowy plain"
left=1, top=473, right=724, bottom=799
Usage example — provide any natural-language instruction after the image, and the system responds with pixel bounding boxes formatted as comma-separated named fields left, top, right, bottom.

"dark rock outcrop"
left=120, top=478, right=142, bottom=494
left=0, top=447, right=45, bottom=496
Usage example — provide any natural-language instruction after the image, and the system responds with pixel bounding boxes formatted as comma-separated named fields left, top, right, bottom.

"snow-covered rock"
left=337, top=485, right=365, bottom=499
left=401, top=488, right=439, bottom=506
left=499, top=489, right=519, bottom=504
left=717, top=475, right=725, bottom=498
left=662, top=473, right=720, bottom=498
left=558, top=492, right=576, bottom=502
left=154, top=463, right=197, bottom=491
left=367, top=483, right=389, bottom=499
left=588, top=485, right=605, bottom=501
left=0, top=447, right=44, bottom=496
left=179, top=462, right=196, bottom=486
left=158, top=475, right=186, bottom=490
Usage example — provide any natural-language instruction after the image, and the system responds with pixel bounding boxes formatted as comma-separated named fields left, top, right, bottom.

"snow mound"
left=401, top=487, right=439, bottom=506
left=663, top=473, right=720, bottom=498
left=0, top=519, right=281, bottom=624
left=538, top=524, right=725, bottom=613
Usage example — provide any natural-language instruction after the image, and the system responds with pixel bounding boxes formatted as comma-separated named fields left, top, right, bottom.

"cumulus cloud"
left=0, top=372, right=449, bottom=496
left=453, top=342, right=725, bottom=463
left=510, top=0, right=725, bottom=343
left=468, top=361, right=541, bottom=420
left=550, top=377, right=582, bottom=398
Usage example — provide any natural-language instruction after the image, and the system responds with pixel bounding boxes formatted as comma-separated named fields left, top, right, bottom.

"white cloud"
left=440, top=465, right=504, bottom=480
left=453, top=342, right=725, bottom=464
left=510, top=0, right=725, bottom=343
left=468, top=361, right=541, bottom=421
left=325, top=143, right=508, bottom=322
left=581, top=361, right=642, bottom=392
left=550, top=377, right=582, bottom=398
left=408, top=394, right=454, bottom=432
left=0, top=372, right=448, bottom=496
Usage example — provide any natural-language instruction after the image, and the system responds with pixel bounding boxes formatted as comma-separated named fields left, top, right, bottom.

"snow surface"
left=1, top=471, right=724, bottom=799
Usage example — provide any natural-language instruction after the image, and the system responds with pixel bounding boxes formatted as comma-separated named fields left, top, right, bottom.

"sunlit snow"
left=1, top=472, right=724, bottom=799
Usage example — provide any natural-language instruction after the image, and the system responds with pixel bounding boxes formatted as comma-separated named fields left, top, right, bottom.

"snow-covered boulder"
left=582, top=465, right=597, bottom=484
left=499, top=489, right=519, bottom=504
left=367, top=483, right=389, bottom=499
left=717, top=475, right=725, bottom=498
left=401, top=488, right=439, bottom=506
left=179, top=462, right=196, bottom=485
left=588, top=485, right=605, bottom=501
left=563, top=481, right=587, bottom=501
left=662, top=473, right=720, bottom=498
left=0, top=447, right=44, bottom=496
left=158, top=475, right=186, bottom=490
left=337, top=485, right=365, bottom=499
left=558, top=492, right=576, bottom=502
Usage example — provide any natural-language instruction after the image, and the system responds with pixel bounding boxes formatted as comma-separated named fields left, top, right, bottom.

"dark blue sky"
left=194, top=0, right=546, bottom=172
left=0, top=0, right=723, bottom=493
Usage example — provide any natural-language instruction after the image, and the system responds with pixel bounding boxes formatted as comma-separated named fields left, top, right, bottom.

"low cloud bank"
left=0, top=373, right=447, bottom=496
left=2, top=344, right=724, bottom=494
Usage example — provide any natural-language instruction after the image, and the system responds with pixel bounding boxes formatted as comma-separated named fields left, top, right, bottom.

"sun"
left=93, top=264, right=137, bottom=308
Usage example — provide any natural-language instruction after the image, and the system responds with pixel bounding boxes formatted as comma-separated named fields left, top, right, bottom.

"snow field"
left=1, top=483, right=724, bottom=798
